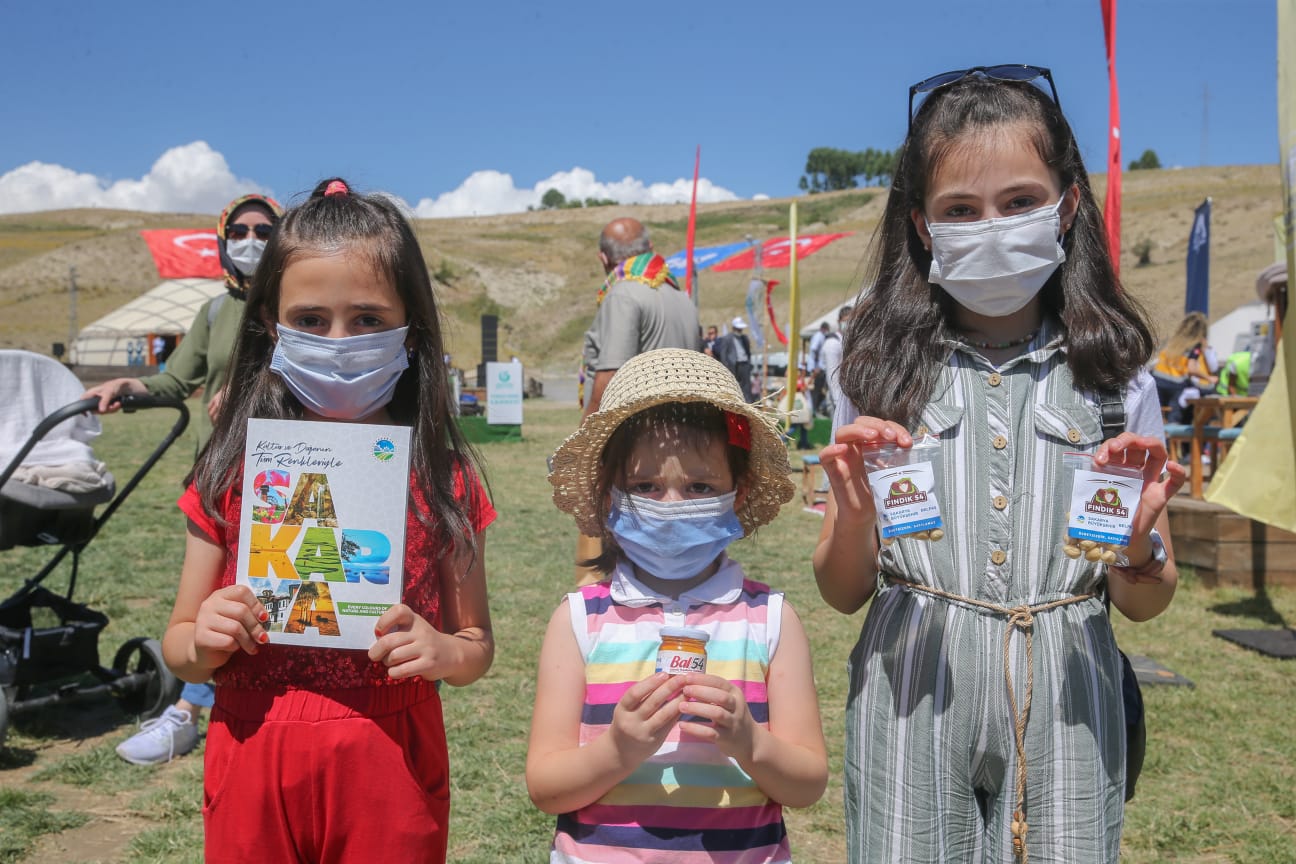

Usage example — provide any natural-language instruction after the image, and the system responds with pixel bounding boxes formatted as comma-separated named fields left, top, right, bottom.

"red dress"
left=179, top=466, right=495, bottom=864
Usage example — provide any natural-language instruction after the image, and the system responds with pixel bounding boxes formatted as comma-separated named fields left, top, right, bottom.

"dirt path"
left=3, top=700, right=201, bottom=864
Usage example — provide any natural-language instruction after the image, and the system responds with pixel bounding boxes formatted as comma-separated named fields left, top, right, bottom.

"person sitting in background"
left=1215, top=349, right=1251, bottom=396
left=1152, top=311, right=1219, bottom=424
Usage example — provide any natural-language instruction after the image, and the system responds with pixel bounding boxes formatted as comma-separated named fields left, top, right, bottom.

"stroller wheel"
left=112, top=638, right=182, bottom=719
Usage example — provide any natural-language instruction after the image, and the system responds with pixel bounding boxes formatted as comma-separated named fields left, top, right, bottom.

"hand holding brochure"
left=235, top=418, right=410, bottom=649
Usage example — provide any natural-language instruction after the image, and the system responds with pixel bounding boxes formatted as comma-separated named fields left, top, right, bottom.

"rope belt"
left=883, top=576, right=1096, bottom=863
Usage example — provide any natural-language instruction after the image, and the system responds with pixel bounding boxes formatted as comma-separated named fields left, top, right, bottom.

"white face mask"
left=926, top=197, right=1067, bottom=317
left=270, top=325, right=410, bottom=420
left=226, top=237, right=267, bottom=277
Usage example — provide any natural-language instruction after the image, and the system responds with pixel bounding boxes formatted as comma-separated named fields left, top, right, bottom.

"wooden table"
left=1184, top=395, right=1258, bottom=498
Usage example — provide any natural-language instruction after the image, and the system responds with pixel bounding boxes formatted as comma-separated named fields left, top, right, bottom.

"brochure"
left=234, top=418, right=410, bottom=649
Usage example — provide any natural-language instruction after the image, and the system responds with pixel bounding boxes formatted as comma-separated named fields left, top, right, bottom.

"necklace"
left=958, top=330, right=1037, bottom=350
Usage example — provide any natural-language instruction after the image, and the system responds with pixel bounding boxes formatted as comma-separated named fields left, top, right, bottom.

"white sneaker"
left=115, top=706, right=199, bottom=765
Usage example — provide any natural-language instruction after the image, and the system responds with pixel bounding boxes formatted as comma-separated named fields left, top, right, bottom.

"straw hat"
left=550, top=348, right=794, bottom=536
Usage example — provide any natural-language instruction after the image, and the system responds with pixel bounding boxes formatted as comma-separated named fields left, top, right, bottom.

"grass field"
left=0, top=400, right=1293, bottom=863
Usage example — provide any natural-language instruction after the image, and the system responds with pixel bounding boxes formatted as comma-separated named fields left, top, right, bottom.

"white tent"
left=800, top=299, right=859, bottom=339
left=1209, top=301, right=1272, bottom=357
left=72, top=278, right=224, bottom=366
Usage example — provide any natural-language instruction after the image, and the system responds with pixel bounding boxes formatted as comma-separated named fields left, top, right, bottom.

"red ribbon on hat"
left=725, top=412, right=751, bottom=450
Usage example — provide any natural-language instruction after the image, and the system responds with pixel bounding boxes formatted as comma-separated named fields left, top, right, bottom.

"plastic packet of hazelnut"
left=1060, top=452, right=1144, bottom=567
left=862, top=436, right=945, bottom=544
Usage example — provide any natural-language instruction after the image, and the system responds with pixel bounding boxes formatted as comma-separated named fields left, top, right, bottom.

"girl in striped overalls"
left=813, top=67, right=1186, bottom=863
left=531, top=348, right=828, bottom=863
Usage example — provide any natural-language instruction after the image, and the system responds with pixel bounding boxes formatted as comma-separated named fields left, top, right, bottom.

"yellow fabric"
left=1207, top=316, right=1296, bottom=532
left=1211, top=0, right=1296, bottom=532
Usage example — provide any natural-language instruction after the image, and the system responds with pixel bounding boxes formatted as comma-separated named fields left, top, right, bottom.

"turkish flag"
left=711, top=232, right=852, bottom=272
left=139, top=229, right=223, bottom=279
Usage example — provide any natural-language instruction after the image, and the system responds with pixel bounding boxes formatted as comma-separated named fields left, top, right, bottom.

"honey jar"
left=656, top=626, right=709, bottom=676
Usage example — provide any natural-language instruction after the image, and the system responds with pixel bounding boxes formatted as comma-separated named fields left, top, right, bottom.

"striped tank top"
left=551, top=564, right=791, bottom=864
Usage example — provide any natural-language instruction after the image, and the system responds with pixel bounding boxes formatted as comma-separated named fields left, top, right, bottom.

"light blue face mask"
left=270, top=324, right=410, bottom=420
left=607, top=489, right=744, bottom=581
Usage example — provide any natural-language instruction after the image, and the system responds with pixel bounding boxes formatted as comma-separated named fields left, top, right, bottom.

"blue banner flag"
left=1185, top=198, right=1211, bottom=316
left=664, top=241, right=749, bottom=278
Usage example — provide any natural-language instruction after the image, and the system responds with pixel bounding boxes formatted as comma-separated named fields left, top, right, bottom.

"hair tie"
left=725, top=412, right=751, bottom=450
left=324, top=180, right=349, bottom=197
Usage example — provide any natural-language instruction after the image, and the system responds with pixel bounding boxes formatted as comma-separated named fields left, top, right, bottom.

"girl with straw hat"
left=527, top=348, right=827, bottom=863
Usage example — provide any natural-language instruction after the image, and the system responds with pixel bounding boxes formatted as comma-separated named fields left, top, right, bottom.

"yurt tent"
left=71, top=278, right=224, bottom=366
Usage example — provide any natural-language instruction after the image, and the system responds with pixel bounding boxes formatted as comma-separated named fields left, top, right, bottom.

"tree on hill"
left=800, top=147, right=898, bottom=193
left=1129, top=149, right=1162, bottom=171
left=540, top=188, right=567, bottom=209
left=539, top=188, right=617, bottom=209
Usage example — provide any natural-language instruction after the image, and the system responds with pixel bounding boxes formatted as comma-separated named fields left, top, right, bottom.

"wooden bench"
left=1181, top=396, right=1257, bottom=498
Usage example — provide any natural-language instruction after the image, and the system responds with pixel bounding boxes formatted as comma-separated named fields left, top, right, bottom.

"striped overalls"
left=843, top=328, right=1126, bottom=863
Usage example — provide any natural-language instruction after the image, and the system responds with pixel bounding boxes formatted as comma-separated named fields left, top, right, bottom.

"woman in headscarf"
left=84, top=193, right=282, bottom=766
left=85, top=193, right=283, bottom=451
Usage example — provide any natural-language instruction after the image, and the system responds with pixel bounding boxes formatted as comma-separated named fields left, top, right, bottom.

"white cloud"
left=752, top=193, right=770, bottom=201
left=0, top=142, right=268, bottom=215
left=412, top=166, right=742, bottom=218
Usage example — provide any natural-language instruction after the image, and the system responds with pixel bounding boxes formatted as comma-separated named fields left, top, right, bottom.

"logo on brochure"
left=372, top=438, right=397, bottom=462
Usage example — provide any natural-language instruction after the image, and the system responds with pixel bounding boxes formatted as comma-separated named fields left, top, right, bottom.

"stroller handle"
left=1, top=392, right=191, bottom=603
left=0, top=395, right=192, bottom=488
left=116, top=393, right=189, bottom=414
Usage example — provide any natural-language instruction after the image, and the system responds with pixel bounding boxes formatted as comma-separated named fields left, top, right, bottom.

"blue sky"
left=0, top=0, right=1279, bottom=217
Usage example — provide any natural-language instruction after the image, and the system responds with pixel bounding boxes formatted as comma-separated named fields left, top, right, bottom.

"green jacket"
left=1215, top=350, right=1251, bottom=396
left=139, top=294, right=243, bottom=452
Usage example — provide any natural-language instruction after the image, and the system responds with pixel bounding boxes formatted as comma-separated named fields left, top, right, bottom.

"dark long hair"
left=191, top=177, right=483, bottom=556
left=840, top=75, right=1155, bottom=427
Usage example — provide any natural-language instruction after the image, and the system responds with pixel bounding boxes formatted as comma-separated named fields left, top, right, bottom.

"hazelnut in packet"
left=861, top=437, right=944, bottom=544
left=1061, top=452, right=1144, bottom=567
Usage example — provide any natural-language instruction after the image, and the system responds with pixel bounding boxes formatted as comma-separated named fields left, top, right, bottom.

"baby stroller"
left=0, top=350, right=189, bottom=750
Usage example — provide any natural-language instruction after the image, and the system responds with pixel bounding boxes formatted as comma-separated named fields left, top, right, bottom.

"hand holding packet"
left=1061, top=452, right=1144, bottom=567
left=860, top=436, right=945, bottom=543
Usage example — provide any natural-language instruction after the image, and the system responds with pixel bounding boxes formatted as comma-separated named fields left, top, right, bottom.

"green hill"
left=0, top=164, right=1281, bottom=380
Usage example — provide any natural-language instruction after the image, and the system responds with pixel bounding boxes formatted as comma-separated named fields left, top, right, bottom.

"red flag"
left=711, top=233, right=852, bottom=272
left=139, top=229, right=223, bottom=279
left=764, top=279, right=788, bottom=345
left=1101, top=0, right=1121, bottom=274
left=685, top=146, right=700, bottom=296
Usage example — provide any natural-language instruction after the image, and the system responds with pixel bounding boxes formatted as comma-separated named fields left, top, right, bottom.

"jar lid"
left=659, top=626, right=709, bottom=642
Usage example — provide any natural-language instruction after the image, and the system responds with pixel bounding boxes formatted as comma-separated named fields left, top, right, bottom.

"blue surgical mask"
left=270, top=324, right=410, bottom=420
left=607, top=489, right=744, bottom=580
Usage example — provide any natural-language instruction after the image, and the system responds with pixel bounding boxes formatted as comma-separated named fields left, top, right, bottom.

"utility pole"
left=68, top=266, right=78, bottom=363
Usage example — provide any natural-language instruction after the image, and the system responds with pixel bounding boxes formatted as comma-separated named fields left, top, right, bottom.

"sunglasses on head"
left=226, top=222, right=274, bottom=240
left=908, top=65, right=1059, bottom=130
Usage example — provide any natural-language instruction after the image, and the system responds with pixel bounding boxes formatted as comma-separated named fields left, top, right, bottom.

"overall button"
left=1067, top=428, right=1082, bottom=444
left=990, top=550, right=1008, bottom=566
left=915, top=425, right=929, bottom=437
left=993, top=495, right=1009, bottom=510
left=988, top=372, right=1003, bottom=387
left=992, top=434, right=1008, bottom=450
